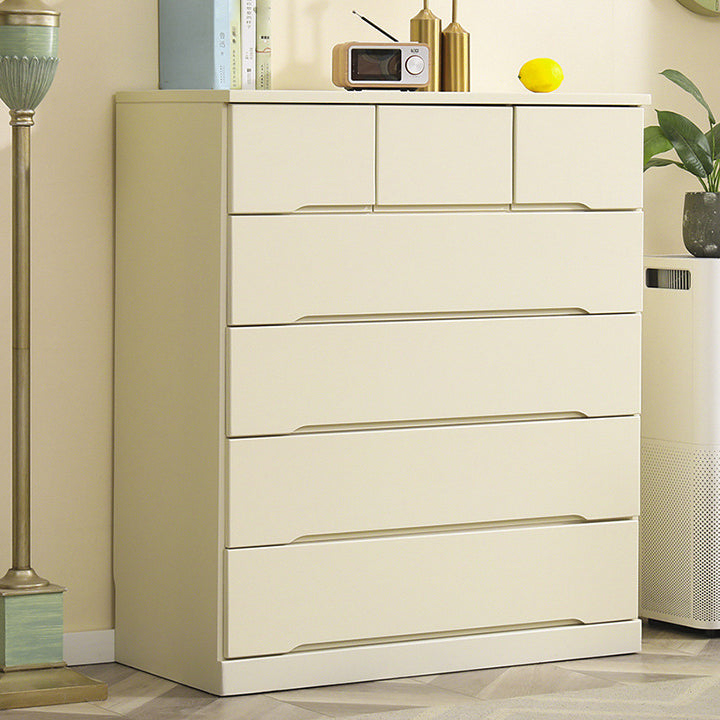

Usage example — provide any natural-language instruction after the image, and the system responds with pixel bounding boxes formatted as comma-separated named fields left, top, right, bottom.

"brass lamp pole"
left=0, top=0, right=57, bottom=593
left=0, top=0, right=106, bottom=709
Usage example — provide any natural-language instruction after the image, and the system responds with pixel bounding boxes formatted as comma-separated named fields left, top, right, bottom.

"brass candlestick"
left=441, top=0, right=469, bottom=91
left=410, top=1, right=441, bottom=91
left=0, top=0, right=106, bottom=709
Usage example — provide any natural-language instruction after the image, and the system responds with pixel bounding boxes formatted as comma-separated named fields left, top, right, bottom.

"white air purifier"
left=641, top=254, right=720, bottom=630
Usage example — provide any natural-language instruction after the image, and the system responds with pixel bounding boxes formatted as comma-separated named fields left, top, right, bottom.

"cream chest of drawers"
left=114, top=90, right=646, bottom=695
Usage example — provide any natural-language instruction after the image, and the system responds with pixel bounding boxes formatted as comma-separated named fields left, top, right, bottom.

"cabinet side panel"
left=114, top=100, right=226, bottom=693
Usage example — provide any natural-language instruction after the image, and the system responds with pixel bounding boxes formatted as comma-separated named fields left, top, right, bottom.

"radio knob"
left=405, top=55, right=425, bottom=76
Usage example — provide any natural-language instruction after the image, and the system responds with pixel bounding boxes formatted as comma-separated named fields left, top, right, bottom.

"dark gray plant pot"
left=683, top=192, right=720, bottom=257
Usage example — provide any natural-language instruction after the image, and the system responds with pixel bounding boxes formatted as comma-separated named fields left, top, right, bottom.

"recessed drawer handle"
left=511, top=203, right=593, bottom=211
left=289, top=516, right=599, bottom=546
left=293, top=204, right=374, bottom=213
left=291, top=308, right=590, bottom=324
left=287, top=619, right=584, bottom=654
left=291, top=412, right=589, bottom=435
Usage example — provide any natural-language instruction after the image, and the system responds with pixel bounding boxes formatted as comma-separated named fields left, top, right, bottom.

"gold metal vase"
left=442, top=0, right=469, bottom=92
left=410, top=1, right=441, bottom=91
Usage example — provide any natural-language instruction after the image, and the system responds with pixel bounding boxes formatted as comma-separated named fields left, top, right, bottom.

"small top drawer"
left=376, top=106, right=513, bottom=206
left=514, top=106, right=644, bottom=209
left=228, top=104, right=375, bottom=213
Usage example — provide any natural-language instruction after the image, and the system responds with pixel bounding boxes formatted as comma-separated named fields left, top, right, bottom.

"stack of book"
left=159, top=0, right=271, bottom=90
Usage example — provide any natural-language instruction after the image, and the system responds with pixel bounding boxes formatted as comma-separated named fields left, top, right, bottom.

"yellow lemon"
left=518, top=58, right=564, bottom=93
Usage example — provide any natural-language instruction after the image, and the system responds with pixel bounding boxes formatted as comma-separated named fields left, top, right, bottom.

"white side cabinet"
left=114, top=90, right=646, bottom=696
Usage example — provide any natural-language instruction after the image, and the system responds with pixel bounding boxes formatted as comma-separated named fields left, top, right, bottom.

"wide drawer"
left=226, top=314, right=640, bottom=437
left=376, top=106, right=512, bottom=206
left=228, top=211, right=643, bottom=325
left=514, top=107, right=644, bottom=210
left=224, top=520, right=638, bottom=658
left=228, top=104, right=375, bottom=213
left=226, top=416, right=639, bottom=548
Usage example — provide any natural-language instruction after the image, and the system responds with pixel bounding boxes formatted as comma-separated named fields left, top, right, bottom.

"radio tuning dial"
left=405, top=55, right=425, bottom=76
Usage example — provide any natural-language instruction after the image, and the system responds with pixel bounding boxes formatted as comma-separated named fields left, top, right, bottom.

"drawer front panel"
left=228, top=211, right=642, bottom=325
left=226, top=314, right=640, bottom=437
left=376, top=106, right=512, bottom=206
left=228, top=104, right=375, bottom=213
left=514, top=107, right=644, bottom=209
left=226, top=416, right=639, bottom=548
left=225, top=521, right=638, bottom=658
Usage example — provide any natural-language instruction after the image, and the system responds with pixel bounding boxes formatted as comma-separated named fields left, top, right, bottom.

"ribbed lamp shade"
left=0, top=0, right=58, bottom=113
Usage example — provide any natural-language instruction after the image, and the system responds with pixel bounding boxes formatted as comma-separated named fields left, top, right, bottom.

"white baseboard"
left=64, top=629, right=115, bottom=666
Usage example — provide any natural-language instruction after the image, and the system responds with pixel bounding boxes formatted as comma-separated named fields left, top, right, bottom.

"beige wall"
left=0, top=0, right=157, bottom=632
left=0, top=0, right=717, bottom=633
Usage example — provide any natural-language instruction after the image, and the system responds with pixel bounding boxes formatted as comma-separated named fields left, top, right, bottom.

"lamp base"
left=0, top=666, right=108, bottom=709
left=0, top=568, right=49, bottom=590
left=1, top=585, right=65, bottom=669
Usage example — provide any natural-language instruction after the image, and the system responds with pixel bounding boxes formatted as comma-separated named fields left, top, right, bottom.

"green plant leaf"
left=657, top=110, right=714, bottom=178
left=644, top=125, right=673, bottom=165
left=707, top=124, right=720, bottom=159
left=661, top=69, right=716, bottom=126
left=644, top=157, right=685, bottom=171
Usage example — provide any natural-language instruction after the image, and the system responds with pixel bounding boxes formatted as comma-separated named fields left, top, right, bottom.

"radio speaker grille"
left=641, top=440, right=720, bottom=624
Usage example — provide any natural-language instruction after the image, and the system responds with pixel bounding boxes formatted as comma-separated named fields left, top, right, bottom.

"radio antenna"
left=352, top=10, right=399, bottom=42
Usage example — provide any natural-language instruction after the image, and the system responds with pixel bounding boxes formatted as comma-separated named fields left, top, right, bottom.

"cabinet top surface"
left=115, top=89, right=650, bottom=106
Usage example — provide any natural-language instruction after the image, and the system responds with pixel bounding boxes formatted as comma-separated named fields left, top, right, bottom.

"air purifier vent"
left=640, top=441, right=693, bottom=619
left=692, top=452, right=720, bottom=622
left=646, top=268, right=691, bottom=290
left=641, top=440, right=720, bottom=624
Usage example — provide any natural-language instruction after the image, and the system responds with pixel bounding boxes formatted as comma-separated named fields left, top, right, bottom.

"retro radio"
left=332, top=42, right=430, bottom=90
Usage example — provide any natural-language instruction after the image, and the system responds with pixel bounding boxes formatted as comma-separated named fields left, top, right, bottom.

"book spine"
left=255, top=0, right=271, bottom=89
left=159, top=0, right=231, bottom=89
left=214, top=0, right=231, bottom=89
left=242, top=0, right=256, bottom=90
left=230, top=0, right=242, bottom=88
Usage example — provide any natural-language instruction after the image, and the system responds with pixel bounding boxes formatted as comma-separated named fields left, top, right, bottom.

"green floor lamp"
left=0, top=0, right=106, bottom=709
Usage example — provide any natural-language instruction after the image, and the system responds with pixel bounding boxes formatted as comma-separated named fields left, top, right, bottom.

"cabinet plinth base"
left=119, top=620, right=642, bottom=696
left=220, top=620, right=642, bottom=696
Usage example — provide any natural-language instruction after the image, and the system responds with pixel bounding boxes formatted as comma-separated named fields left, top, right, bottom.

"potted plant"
left=645, top=69, right=720, bottom=257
